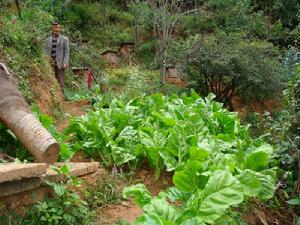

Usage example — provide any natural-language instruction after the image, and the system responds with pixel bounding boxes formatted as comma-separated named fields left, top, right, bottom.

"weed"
left=85, top=171, right=127, bottom=209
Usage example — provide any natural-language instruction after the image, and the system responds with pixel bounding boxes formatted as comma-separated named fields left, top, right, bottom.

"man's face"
left=52, top=24, right=61, bottom=36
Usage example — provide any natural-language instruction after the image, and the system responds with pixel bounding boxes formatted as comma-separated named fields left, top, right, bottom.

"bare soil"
left=28, top=65, right=90, bottom=132
left=92, top=200, right=142, bottom=225
left=28, top=66, right=64, bottom=116
left=232, top=96, right=281, bottom=117
left=243, top=198, right=296, bottom=225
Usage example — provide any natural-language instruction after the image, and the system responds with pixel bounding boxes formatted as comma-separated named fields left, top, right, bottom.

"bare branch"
left=168, top=8, right=200, bottom=38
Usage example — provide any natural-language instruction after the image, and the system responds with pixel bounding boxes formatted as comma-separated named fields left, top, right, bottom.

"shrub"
left=181, top=32, right=285, bottom=110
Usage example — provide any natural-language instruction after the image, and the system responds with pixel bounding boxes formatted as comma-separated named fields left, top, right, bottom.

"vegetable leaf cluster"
left=65, top=91, right=275, bottom=224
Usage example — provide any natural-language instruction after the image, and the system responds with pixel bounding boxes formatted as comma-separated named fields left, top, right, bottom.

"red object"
left=85, top=68, right=93, bottom=89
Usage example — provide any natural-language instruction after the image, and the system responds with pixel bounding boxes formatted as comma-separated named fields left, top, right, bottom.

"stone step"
left=45, top=162, right=100, bottom=182
left=0, top=163, right=47, bottom=183
left=0, top=162, right=100, bottom=198
left=0, top=177, right=42, bottom=197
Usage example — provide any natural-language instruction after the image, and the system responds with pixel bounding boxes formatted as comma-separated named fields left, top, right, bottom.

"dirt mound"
left=27, top=64, right=91, bottom=132
left=28, top=65, right=64, bottom=116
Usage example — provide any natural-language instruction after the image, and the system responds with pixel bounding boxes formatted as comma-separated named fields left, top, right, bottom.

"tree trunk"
left=15, top=0, right=21, bottom=18
left=159, top=43, right=167, bottom=83
left=0, top=64, right=59, bottom=164
left=133, top=2, right=139, bottom=52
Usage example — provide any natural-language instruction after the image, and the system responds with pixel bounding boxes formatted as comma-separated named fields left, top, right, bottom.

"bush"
left=181, top=32, right=285, bottom=110
left=256, top=65, right=300, bottom=193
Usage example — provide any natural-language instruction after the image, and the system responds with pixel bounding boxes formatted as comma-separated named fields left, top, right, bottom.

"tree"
left=251, top=0, right=300, bottom=28
left=182, top=33, right=284, bottom=110
left=146, top=0, right=199, bottom=83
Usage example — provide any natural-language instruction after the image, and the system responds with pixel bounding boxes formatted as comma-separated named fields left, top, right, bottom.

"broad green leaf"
left=245, top=144, right=273, bottom=171
left=255, top=171, right=276, bottom=200
left=148, top=93, right=165, bottom=110
left=111, top=145, right=136, bottom=165
left=116, top=126, right=137, bottom=141
left=214, top=112, right=236, bottom=136
left=133, top=213, right=176, bottom=225
left=54, top=184, right=65, bottom=197
left=143, top=197, right=179, bottom=222
left=173, top=170, right=196, bottom=192
left=236, top=169, right=261, bottom=197
left=213, top=215, right=238, bottom=225
left=166, top=187, right=191, bottom=203
left=256, top=144, right=273, bottom=156
left=197, top=139, right=213, bottom=153
left=189, top=147, right=209, bottom=162
left=173, top=168, right=208, bottom=192
left=186, top=135, right=197, bottom=146
left=197, top=170, right=244, bottom=224
left=152, top=112, right=176, bottom=127
left=139, top=128, right=155, bottom=147
left=186, top=159, right=204, bottom=173
left=287, top=198, right=300, bottom=205
left=174, top=109, right=185, bottom=120
left=245, top=151, right=269, bottom=171
left=180, top=219, right=204, bottom=225
left=123, top=184, right=152, bottom=208
left=159, top=149, right=177, bottom=171
left=237, top=169, right=275, bottom=200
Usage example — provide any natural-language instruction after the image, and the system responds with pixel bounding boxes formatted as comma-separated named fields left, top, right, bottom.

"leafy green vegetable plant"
left=66, top=91, right=276, bottom=182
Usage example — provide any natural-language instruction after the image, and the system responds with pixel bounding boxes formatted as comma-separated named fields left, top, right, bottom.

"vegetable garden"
left=54, top=90, right=276, bottom=224
left=1, top=0, right=300, bottom=224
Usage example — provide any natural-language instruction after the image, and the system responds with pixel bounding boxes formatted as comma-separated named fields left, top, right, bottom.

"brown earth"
left=27, top=65, right=91, bottom=132
left=28, top=65, right=64, bottom=116
left=93, top=200, right=142, bottom=225
left=232, top=96, right=282, bottom=117
left=243, top=198, right=297, bottom=225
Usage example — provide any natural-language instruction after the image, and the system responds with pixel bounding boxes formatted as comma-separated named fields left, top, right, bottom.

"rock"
left=44, top=162, right=100, bottom=183
left=0, top=177, right=42, bottom=197
left=0, top=163, right=47, bottom=183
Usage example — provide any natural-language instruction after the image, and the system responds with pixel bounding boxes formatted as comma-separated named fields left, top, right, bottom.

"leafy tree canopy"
left=180, top=32, right=285, bottom=110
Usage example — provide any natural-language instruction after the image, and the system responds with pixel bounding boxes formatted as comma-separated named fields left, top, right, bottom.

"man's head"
left=52, top=22, right=61, bottom=37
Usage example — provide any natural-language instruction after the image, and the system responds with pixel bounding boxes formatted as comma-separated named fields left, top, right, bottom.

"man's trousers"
left=54, top=65, right=65, bottom=92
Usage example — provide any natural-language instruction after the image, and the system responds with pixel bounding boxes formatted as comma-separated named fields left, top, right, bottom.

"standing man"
left=45, top=21, right=69, bottom=93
